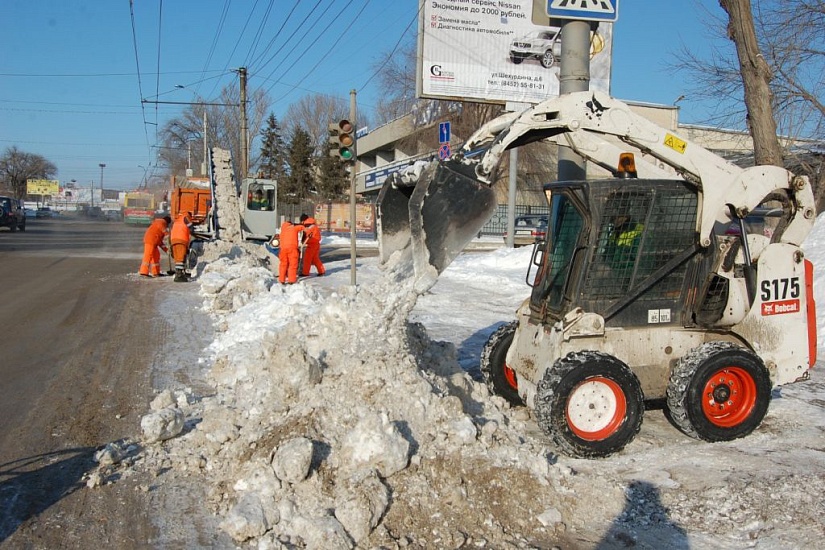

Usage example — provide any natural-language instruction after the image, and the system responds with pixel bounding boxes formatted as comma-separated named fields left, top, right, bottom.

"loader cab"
left=529, top=179, right=700, bottom=328
left=240, top=178, right=278, bottom=241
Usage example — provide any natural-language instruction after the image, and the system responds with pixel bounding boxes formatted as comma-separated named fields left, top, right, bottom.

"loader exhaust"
left=377, top=159, right=497, bottom=292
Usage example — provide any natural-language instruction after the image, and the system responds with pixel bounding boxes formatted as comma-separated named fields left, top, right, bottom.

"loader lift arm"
left=376, top=91, right=816, bottom=291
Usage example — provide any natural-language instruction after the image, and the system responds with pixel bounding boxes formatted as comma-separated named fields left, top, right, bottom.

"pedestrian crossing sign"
left=547, top=0, right=619, bottom=22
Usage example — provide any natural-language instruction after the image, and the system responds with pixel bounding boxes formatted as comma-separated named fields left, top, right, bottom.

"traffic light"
left=329, top=119, right=356, bottom=163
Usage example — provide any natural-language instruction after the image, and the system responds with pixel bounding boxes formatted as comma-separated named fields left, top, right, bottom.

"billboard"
left=417, top=0, right=612, bottom=105
left=314, top=203, right=375, bottom=234
left=27, top=179, right=60, bottom=195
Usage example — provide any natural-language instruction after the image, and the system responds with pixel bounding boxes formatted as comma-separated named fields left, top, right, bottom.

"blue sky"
left=0, top=0, right=727, bottom=190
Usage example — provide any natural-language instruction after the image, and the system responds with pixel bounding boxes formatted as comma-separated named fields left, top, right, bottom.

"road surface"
left=0, top=216, right=380, bottom=547
left=0, top=217, right=223, bottom=547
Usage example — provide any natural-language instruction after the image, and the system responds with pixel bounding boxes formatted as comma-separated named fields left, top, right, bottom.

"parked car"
left=0, top=196, right=26, bottom=231
left=509, top=29, right=562, bottom=68
left=504, top=214, right=549, bottom=247
left=36, top=206, right=54, bottom=218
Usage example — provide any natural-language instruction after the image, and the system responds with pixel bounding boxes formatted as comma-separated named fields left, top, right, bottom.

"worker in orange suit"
left=139, top=215, right=171, bottom=278
left=170, top=213, right=193, bottom=282
left=299, top=213, right=325, bottom=277
left=278, top=219, right=305, bottom=284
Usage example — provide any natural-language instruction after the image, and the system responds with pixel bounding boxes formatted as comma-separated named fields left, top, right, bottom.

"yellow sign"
left=27, top=179, right=60, bottom=195
left=664, top=133, right=687, bottom=154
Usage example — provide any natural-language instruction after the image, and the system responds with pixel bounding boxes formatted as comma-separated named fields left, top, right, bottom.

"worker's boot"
left=174, top=268, right=187, bottom=282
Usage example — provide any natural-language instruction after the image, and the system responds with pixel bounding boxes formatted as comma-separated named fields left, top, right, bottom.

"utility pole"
left=557, top=21, right=590, bottom=181
left=239, top=67, right=248, bottom=181
left=98, top=163, right=106, bottom=208
left=349, top=89, right=357, bottom=286
left=202, top=110, right=208, bottom=176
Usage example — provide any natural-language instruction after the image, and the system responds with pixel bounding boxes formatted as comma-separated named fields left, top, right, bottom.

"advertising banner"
left=418, top=0, right=612, bottom=105
left=314, top=203, right=375, bottom=234
left=27, top=179, right=60, bottom=195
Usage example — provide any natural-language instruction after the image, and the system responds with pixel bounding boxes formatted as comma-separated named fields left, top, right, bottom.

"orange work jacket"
left=302, top=217, right=321, bottom=247
left=279, top=222, right=305, bottom=250
left=171, top=215, right=191, bottom=243
left=143, top=218, right=168, bottom=247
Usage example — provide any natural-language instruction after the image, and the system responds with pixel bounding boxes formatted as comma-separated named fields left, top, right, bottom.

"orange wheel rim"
left=701, top=367, right=757, bottom=427
left=566, top=376, right=627, bottom=441
left=503, top=363, right=518, bottom=391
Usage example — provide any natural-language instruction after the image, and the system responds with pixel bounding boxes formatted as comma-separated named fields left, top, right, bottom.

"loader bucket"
left=376, top=173, right=415, bottom=265
left=377, top=159, right=497, bottom=292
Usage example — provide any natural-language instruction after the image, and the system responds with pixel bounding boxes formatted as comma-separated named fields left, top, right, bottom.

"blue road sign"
left=547, top=0, right=619, bottom=22
left=439, top=121, right=451, bottom=144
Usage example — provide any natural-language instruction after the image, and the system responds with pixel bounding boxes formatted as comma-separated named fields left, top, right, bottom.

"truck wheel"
left=541, top=50, right=556, bottom=68
left=666, top=342, right=770, bottom=442
left=536, top=352, right=644, bottom=458
left=480, top=321, right=522, bottom=406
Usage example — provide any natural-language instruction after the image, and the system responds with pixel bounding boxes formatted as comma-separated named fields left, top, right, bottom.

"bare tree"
left=371, top=40, right=418, bottom=125
left=281, top=93, right=353, bottom=155
left=158, top=83, right=270, bottom=184
left=674, top=1, right=823, bottom=142
left=719, top=0, right=783, bottom=166
left=0, top=146, right=57, bottom=199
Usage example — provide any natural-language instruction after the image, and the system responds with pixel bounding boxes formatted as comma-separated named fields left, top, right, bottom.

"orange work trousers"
left=140, top=244, right=162, bottom=276
left=171, top=240, right=189, bottom=270
left=279, top=247, right=301, bottom=283
left=302, top=245, right=325, bottom=276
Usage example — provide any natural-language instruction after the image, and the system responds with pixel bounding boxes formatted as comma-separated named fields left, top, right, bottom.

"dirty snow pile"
left=124, top=216, right=825, bottom=548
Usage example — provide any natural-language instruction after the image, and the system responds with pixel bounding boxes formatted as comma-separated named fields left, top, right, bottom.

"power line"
left=266, top=0, right=370, bottom=102
left=129, top=0, right=152, bottom=149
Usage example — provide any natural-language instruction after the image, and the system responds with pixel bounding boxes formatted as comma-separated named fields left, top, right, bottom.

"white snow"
left=120, top=214, right=825, bottom=548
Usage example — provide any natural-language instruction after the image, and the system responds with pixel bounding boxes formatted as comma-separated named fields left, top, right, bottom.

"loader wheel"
left=535, top=352, right=644, bottom=458
left=480, top=321, right=523, bottom=406
left=666, top=342, right=771, bottom=442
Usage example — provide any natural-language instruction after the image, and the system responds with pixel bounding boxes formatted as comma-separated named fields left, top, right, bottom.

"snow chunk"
left=271, top=437, right=314, bottom=484
left=334, top=469, right=389, bottom=544
left=338, top=411, right=409, bottom=477
left=140, top=407, right=184, bottom=443
left=220, top=493, right=270, bottom=542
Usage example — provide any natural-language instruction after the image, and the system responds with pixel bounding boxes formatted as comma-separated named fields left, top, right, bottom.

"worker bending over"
left=139, top=216, right=171, bottom=277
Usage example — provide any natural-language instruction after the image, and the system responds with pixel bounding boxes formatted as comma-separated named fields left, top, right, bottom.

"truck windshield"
left=531, top=194, right=583, bottom=313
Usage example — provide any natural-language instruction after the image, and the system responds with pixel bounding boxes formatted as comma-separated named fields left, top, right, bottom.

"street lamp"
left=99, top=163, right=106, bottom=196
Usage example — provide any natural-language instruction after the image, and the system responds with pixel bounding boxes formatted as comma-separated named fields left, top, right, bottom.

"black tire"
left=666, top=342, right=771, bottom=442
left=535, top=351, right=644, bottom=458
left=480, top=321, right=523, bottom=406
left=510, top=55, right=523, bottom=64
left=541, top=50, right=555, bottom=68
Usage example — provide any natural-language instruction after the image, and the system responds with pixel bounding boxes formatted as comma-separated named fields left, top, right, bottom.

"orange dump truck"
left=170, top=178, right=212, bottom=229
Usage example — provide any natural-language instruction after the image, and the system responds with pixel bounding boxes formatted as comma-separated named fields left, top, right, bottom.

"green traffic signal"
left=329, top=119, right=356, bottom=163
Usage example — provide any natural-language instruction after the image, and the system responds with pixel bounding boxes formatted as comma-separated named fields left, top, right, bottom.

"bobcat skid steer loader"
left=376, top=91, right=817, bottom=458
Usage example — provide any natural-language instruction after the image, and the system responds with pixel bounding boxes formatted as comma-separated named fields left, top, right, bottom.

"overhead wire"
left=195, top=0, right=232, bottom=97
left=128, top=0, right=152, bottom=148
left=204, top=0, right=267, bottom=99
left=251, top=1, right=332, bottom=83
left=358, top=5, right=420, bottom=92
left=154, top=0, right=164, bottom=138
left=246, top=0, right=311, bottom=74
left=265, top=0, right=370, bottom=102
